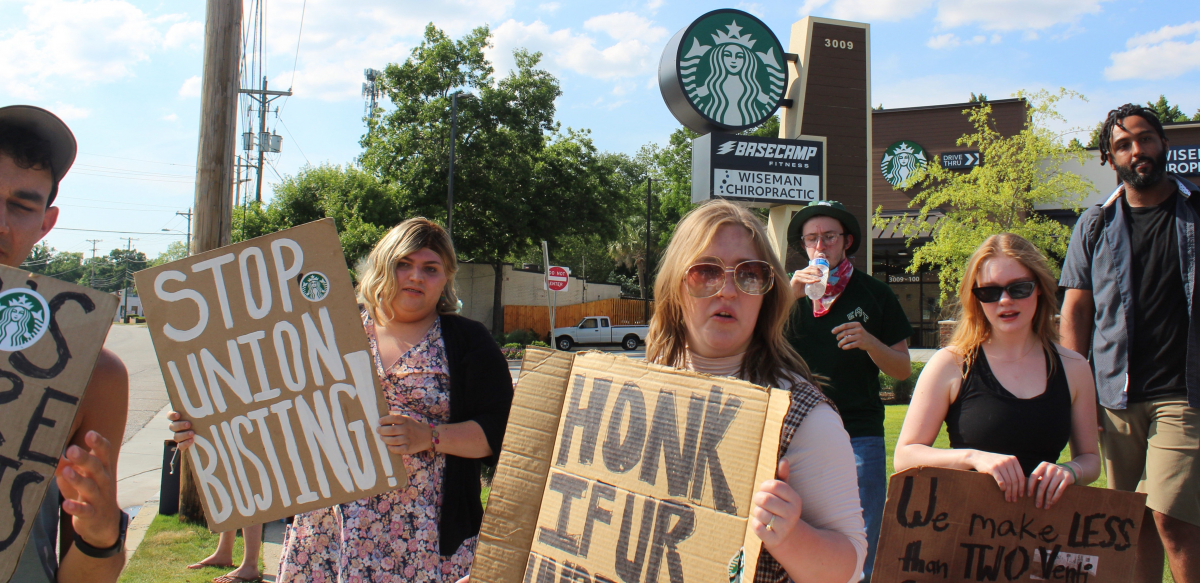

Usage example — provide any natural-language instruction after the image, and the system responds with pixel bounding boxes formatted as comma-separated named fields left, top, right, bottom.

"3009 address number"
left=824, top=38, right=854, bottom=50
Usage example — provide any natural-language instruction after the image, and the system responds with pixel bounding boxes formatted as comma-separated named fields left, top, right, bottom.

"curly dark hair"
left=1097, top=103, right=1167, bottom=167
left=0, top=121, right=58, bottom=206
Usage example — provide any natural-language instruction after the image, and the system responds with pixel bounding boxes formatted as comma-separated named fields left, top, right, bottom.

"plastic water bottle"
left=805, top=253, right=830, bottom=300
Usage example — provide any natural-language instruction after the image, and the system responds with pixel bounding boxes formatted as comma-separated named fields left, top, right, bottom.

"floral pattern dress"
left=276, top=315, right=477, bottom=583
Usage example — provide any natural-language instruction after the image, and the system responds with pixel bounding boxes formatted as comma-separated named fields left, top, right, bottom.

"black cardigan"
left=436, top=314, right=513, bottom=556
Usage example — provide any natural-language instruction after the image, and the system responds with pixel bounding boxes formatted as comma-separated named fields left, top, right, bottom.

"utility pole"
left=176, top=209, right=193, bottom=256
left=185, top=0, right=241, bottom=525
left=85, top=239, right=101, bottom=288
left=447, top=92, right=474, bottom=242
left=119, top=237, right=137, bottom=321
left=240, top=77, right=291, bottom=203
left=644, top=178, right=659, bottom=324
left=542, top=241, right=554, bottom=343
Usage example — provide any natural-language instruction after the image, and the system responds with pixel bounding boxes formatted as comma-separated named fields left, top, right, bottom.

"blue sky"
left=2, top=0, right=1197, bottom=259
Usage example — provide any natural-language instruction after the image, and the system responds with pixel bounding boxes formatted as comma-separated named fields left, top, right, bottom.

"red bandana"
left=813, top=260, right=854, bottom=317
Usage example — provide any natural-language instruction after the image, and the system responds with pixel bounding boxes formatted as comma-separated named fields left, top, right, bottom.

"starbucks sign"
left=880, top=140, right=929, bottom=188
left=659, top=9, right=789, bottom=134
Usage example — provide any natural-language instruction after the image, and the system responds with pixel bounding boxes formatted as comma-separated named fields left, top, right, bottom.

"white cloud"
left=162, top=113, right=178, bottom=122
left=260, top=0, right=514, bottom=101
left=49, top=102, right=90, bottom=120
left=536, top=2, right=560, bottom=13
left=163, top=21, right=202, bottom=50
left=0, top=0, right=199, bottom=97
left=1105, top=21, right=1200, bottom=81
left=800, top=0, right=1108, bottom=30
left=736, top=2, right=765, bottom=17
left=178, top=75, right=201, bottom=97
left=801, top=0, right=934, bottom=21
left=926, top=33, right=987, bottom=49
left=488, top=14, right=668, bottom=82
left=646, top=0, right=664, bottom=12
left=934, top=0, right=1110, bottom=32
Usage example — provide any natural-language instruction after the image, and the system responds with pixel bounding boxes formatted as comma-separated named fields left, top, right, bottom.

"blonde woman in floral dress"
left=273, top=218, right=513, bottom=582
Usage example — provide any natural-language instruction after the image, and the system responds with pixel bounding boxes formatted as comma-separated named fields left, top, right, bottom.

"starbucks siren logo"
left=0, top=288, right=50, bottom=351
left=880, top=140, right=929, bottom=187
left=299, top=272, right=330, bottom=302
left=661, top=9, right=788, bottom=133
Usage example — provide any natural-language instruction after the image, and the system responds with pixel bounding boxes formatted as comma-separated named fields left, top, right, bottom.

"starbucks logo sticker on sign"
left=660, top=9, right=789, bottom=134
left=880, top=140, right=929, bottom=188
left=0, top=288, right=50, bottom=351
left=300, top=272, right=330, bottom=302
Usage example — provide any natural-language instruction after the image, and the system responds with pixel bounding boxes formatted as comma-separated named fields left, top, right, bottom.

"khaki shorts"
left=1102, top=396, right=1200, bottom=526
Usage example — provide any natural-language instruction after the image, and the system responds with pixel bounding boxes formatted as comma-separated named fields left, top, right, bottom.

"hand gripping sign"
left=135, top=219, right=406, bottom=532
left=471, top=348, right=790, bottom=583
left=871, top=467, right=1146, bottom=583
left=0, top=265, right=118, bottom=582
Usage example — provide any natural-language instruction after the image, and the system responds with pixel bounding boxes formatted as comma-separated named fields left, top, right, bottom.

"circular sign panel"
left=659, top=9, right=789, bottom=134
left=880, top=140, right=930, bottom=188
left=0, top=288, right=50, bottom=351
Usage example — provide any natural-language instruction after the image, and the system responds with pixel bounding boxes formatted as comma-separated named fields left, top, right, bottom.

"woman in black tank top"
left=894, top=234, right=1101, bottom=509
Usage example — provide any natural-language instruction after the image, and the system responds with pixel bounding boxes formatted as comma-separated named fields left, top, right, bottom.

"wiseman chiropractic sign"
left=136, top=219, right=405, bottom=531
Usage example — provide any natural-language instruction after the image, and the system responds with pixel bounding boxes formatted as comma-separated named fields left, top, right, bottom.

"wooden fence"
left=504, top=298, right=656, bottom=339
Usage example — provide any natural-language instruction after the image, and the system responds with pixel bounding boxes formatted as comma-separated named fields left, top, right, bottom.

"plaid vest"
left=752, top=376, right=834, bottom=583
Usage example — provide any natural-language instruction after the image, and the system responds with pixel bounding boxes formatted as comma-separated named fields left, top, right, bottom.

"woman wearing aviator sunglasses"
left=895, top=234, right=1100, bottom=509
left=646, top=201, right=867, bottom=583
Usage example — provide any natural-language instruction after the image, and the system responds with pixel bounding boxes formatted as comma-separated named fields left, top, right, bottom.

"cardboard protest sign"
left=473, top=348, right=790, bottom=583
left=872, top=467, right=1147, bottom=583
left=0, top=265, right=118, bottom=582
left=135, top=219, right=405, bottom=532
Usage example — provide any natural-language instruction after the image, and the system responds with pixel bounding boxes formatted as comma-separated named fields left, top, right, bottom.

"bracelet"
left=429, top=422, right=440, bottom=450
left=1059, top=462, right=1078, bottom=484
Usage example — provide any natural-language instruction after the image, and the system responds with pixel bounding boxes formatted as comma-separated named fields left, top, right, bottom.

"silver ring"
left=765, top=516, right=775, bottom=532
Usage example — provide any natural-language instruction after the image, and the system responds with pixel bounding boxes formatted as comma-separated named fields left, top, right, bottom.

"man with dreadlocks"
left=1060, top=104, right=1200, bottom=583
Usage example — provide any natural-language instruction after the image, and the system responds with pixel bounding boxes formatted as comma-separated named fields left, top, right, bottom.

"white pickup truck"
left=552, top=317, right=648, bottom=351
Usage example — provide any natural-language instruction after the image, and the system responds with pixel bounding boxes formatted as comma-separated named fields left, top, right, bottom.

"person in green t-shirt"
left=785, top=200, right=913, bottom=582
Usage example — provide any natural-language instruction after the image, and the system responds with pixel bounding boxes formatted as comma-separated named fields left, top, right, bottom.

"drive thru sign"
left=547, top=266, right=569, bottom=292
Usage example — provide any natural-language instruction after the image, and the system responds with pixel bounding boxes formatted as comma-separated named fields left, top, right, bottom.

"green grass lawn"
left=119, top=514, right=263, bottom=583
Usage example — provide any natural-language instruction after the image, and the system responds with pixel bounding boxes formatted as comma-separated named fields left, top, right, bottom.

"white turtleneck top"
left=685, top=350, right=868, bottom=583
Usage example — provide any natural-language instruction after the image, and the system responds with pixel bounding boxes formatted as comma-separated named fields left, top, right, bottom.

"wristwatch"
left=73, top=510, right=128, bottom=559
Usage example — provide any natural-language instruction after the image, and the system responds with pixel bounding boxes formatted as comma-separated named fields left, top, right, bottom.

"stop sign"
left=547, top=266, right=569, bottom=292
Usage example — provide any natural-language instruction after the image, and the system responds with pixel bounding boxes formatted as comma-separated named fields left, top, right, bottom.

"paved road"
left=106, top=325, right=171, bottom=445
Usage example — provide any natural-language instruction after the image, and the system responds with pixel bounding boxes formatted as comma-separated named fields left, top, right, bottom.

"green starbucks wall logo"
left=0, top=288, right=50, bottom=351
left=880, top=140, right=929, bottom=187
left=660, top=9, right=788, bottom=133
left=299, top=272, right=330, bottom=302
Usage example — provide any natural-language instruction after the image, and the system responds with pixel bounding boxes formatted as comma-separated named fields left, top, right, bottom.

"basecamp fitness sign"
left=659, top=9, right=789, bottom=134
left=692, top=133, right=825, bottom=206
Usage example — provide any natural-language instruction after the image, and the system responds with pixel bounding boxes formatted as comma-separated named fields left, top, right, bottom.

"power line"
left=79, top=152, right=195, bottom=167
left=277, top=117, right=310, bottom=165
left=55, top=227, right=189, bottom=235
left=58, top=196, right=187, bottom=209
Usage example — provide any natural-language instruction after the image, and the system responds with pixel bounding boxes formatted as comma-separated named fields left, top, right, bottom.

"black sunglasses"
left=971, top=281, right=1036, bottom=303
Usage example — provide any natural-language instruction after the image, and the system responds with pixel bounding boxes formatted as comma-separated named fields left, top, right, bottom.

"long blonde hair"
left=949, top=233, right=1060, bottom=373
left=356, top=217, right=459, bottom=322
left=646, top=200, right=816, bottom=387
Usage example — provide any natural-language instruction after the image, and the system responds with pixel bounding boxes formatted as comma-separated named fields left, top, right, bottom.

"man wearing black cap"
left=785, top=200, right=912, bottom=582
left=0, top=105, right=130, bottom=583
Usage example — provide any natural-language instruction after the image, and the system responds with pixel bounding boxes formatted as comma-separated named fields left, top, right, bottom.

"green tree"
left=969, top=92, right=988, bottom=103
left=150, top=241, right=189, bottom=267
left=360, top=24, right=630, bottom=332
left=1147, top=95, right=1189, bottom=123
left=235, top=163, right=402, bottom=271
left=21, top=243, right=84, bottom=282
left=874, top=89, right=1094, bottom=298
left=85, top=248, right=147, bottom=293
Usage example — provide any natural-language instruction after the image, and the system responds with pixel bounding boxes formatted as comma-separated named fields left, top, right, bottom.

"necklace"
left=984, top=339, right=1039, bottom=363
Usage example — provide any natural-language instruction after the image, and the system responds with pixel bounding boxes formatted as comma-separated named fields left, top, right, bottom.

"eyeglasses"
left=971, top=281, right=1036, bottom=303
left=801, top=232, right=844, bottom=248
left=684, top=260, right=775, bottom=298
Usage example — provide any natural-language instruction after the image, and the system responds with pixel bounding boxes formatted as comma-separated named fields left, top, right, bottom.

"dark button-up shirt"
left=1059, top=175, right=1199, bottom=409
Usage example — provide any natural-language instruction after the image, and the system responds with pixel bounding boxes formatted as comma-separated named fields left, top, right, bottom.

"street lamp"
left=448, top=91, right=476, bottom=243
left=645, top=177, right=661, bottom=324
left=162, top=229, right=191, bottom=257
